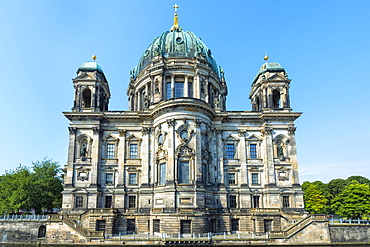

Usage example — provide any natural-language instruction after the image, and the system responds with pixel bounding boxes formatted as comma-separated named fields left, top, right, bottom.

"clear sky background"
left=0, top=0, right=369, bottom=183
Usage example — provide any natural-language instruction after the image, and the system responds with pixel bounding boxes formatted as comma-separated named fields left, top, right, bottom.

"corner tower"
left=249, top=57, right=291, bottom=112
left=72, top=56, right=110, bottom=112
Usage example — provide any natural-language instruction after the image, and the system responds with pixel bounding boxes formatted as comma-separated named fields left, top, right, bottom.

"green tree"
left=302, top=181, right=329, bottom=214
left=0, top=165, right=32, bottom=214
left=0, top=159, right=63, bottom=214
left=327, top=178, right=346, bottom=201
left=29, top=159, right=63, bottom=213
left=346, top=176, right=370, bottom=186
left=332, top=181, right=370, bottom=218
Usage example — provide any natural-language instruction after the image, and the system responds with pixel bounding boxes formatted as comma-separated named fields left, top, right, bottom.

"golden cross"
left=173, top=4, right=179, bottom=13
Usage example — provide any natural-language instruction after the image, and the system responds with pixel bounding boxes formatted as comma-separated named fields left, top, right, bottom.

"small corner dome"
left=134, top=29, right=219, bottom=76
left=253, top=62, right=285, bottom=84
left=77, top=61, right=104, bottom=74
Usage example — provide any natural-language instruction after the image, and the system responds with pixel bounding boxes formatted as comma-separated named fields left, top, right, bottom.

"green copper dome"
left=77, top=62, right=104, bottom=74
left=133, top=29, right=219, bottom=77
left=252, top=62, right=285, bottom=84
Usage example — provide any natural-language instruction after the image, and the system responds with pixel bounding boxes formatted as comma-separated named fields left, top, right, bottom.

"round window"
left=176, top=37, right=183, bottom=44
left=180, top=130, right=188, bottom=139
left=158, top=134, right=164, bottom=144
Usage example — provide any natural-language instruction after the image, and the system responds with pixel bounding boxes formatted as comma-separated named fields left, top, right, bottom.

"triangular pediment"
left=222, top=134, right=238, bottom=142
left=103, top=134, right=118, bottom=141
left=77, top=72, right=94, bottom=80
left=267, top=73, right=288, bottom=81
left=246, top=134, right=262, bottom=141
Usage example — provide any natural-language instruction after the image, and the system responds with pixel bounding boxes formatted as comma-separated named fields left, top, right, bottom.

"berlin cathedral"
left=61, top=6, right=306, bottom=236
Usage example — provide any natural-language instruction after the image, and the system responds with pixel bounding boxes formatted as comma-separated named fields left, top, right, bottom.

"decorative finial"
left=264, top=52, right=269, bottom=61
left=171, top=4, right=180, bottom=31
left=92, top=55, right=97, bottom=61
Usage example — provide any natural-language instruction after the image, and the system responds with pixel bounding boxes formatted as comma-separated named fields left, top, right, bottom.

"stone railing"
left=0, top=214, right=49, bottom=221
left=250, top=208, right=281, bottom=214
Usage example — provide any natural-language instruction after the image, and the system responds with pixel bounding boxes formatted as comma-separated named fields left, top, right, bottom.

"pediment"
left=222, top=134, right=239, bottom=142
left=246, top=134, right=262, bottom=141
left=103, top=134, right=118, bottom=141
left=127, top=134, right=142, bottom=141
left=268, top=73, right=288, bottom=81
left=77, top=72, right=94, bottom=80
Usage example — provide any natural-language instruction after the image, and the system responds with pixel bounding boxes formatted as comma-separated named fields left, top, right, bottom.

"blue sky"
left=0, top=0, right=369, bottom=183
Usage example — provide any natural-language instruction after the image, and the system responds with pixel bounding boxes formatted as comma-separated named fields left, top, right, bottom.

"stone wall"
left=330, top=225, right=370, bottom=243
left=0, top=220, right=45, bottom=242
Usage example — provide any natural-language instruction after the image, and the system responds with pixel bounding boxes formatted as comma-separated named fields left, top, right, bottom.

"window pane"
left=252, top=195, right=260, bottom=208
left=180, top=220, right=191, bottom=234
left=153, top=219, right=160, bottom=233
left=129, top=196, right=136, bottom=208
left=229, top=195, right=237, bottom=208
left=127, top=219, right=136, bottom=233
left=178, top=161, right=189, bottom=184
left=107, top=144, right=115, bottom=159
left=106, top=173, right=114, bottom=185
left=129, top=173, right=137, bottom=185
left=174, top=82, right=184, bottom=98
left=250, top=144, right=257, bottom=159
left=188, top=82, right=193, bottom=97
left=159, top=163, right=166, bottom=185
left=130, top=144, right=138, bottom=159
left=96, top=220, right=106, bottom=231
left=226, top=144, right=235, bottom=159
left=231, top=219, right=239, bottom=231
left=252, top=173, right=259, bottom=185
left=228, top=173, right=236, bottom=184
left=166, top=82, right=172, bottom=99
left=75, top=196, right=83, bottom=208
left=283, top=196, right=290, bottom=208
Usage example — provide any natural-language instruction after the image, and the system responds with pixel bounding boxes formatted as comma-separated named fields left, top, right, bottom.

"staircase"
left=62, top=215, right=104, bottom=239
left=270, top=215, right=328, bottom=239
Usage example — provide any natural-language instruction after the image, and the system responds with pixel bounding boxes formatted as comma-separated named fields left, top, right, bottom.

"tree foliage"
left=302, top=181, right=329, bottom=214
left=0, top=159, right=63, bottom=214
left=302, top=175, right=370, bottom=218
left=332, top=181, right=370, bottom=218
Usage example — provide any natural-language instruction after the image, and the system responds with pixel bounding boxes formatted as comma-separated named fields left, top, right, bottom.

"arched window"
left=38, top=225, right=46, bottom=238
left=82, top=89, right=92, bottom=108
left=272, top=89, right=281, bottom=109
left=256, top=96, right=261, bottom=111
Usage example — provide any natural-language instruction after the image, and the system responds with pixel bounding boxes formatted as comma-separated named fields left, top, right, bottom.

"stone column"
left=90, top=127, right=102, bottom=187
left=184, top=75, right=189, bottom=97
left=238, top=130, right=248, bottom=186
left=216, top=129, right=224, bottom=184
left=118, top=129, right=126, bottom=186
left=141, top=127, right=150, bottom=186
left=288, top=127, right=299, bottom=185
left=166, top=119, right=176, bottom=184
left=262, top=127, right=275, bottom=186
left=267, top=87, right=273, bottom=109
left=171, top=75, right=175, bottom=98
left=262, top=87, right=267, bottom=109
left=195, top=120, right=202, bottom=184
left=65, top=127, right=77, bottom=186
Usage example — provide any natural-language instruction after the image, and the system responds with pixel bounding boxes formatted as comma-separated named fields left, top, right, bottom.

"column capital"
left=288, top=127, right=296, bottom=135
left=166, top=119, right=176, bottom=127
left=118, top=129, right=126, bottom=137
left=261, top=127, right=273, bottom=136
left=68, top=127, right=77, bottom=135
left=92, top=127, right=102, bottom=135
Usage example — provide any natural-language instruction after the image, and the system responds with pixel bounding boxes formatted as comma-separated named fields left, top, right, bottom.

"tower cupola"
left=72, top=56, right=111, bottom=112
left=249, top=58, right=291, bottom=112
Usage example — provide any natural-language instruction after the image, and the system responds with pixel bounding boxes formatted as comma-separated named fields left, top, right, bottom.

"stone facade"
left=61, top=13, right=306, bottom=236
